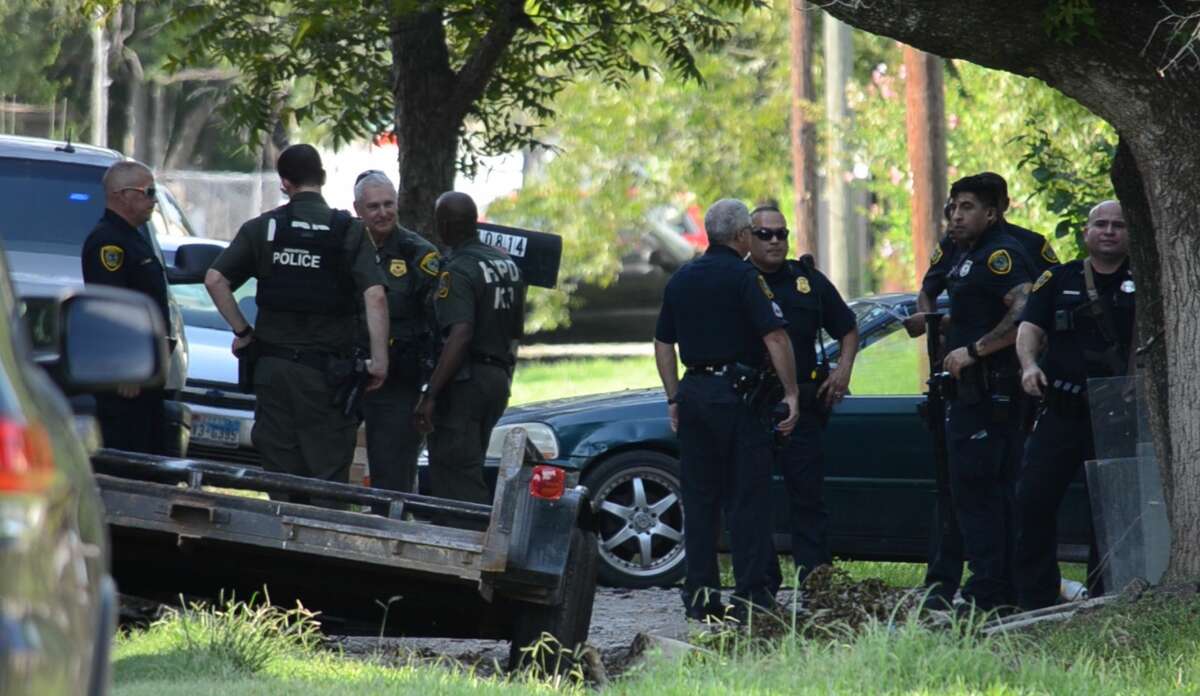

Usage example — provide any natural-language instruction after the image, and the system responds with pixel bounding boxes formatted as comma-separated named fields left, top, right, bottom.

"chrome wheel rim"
left=592, top=464, right=685, bottom=580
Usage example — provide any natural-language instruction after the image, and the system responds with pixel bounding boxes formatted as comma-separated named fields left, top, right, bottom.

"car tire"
left=582, top=451, right=686, bottom=589
left=508, top=527, right=598, bottom=671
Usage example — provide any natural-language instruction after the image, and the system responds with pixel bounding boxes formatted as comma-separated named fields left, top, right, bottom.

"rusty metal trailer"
left=92, top=431, right=597, bottom=664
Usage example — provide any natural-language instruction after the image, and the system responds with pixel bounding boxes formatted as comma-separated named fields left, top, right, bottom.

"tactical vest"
left=453, top=243, right=524, bottom=364
left=256, top=204, right=356, bottom=315
left=1050, top=260, right=1135, bottom=380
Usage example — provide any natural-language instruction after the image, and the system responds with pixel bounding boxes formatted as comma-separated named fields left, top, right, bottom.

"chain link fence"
left=158, top=170, right=283, bottom=241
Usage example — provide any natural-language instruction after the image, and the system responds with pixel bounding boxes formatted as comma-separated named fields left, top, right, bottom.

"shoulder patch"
left=1041, top=240, right=1059, bottom=265
left=930, top=245, right=943, bottom=265
left=796, top=276, right=811, bottom=294
left=418, top=250, right=440, bottom=276
left=389, top=259, right=407, bottom=277
left=757, top=274, right=774, bottom=300
left=987, top=249, right=1012, bottom=275
left=99, top=245, right=124, bottom=272
left=436, top=271, right=451, bottom=299
left=1032, top=269, right=1053, bottom=292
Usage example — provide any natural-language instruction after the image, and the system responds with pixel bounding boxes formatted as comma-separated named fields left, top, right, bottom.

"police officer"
left=412, top=191, right=525, bottom=506
left=654, top=198, right=800, bottom=621
left=1014, top=200, right=1132, bottom=609
left=352, top=171, right=440, bottom=493
left=939, top=174, right=1036, bottom=613
left=205, top=145, right=389, bottom=498
left=81, top=161, right=173, bottom=454
left=746, top=204, right=858, bottom=586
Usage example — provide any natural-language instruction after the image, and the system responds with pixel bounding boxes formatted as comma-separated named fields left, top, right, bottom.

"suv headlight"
left=485, top=422, right=560, bottom=461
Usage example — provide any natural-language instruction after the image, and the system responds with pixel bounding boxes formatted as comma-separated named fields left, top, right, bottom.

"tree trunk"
left=823, top=13, right=857, bottom=295
left=788, top=0, right=818, bottom=258
left=819, top=0, right=1200, bottom=581
left=903, top=46, right=946, bottom=290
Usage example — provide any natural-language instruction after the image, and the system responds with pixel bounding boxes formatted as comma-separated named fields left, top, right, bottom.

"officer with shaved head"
left=81, top=160, right=172, bottom=453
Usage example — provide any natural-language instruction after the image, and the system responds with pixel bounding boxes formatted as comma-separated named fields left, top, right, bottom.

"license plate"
left=192, top=414, right=242, bottom=448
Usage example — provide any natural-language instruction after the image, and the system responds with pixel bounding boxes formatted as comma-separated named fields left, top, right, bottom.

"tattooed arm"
left=975, top=282, right=1032, bottom=356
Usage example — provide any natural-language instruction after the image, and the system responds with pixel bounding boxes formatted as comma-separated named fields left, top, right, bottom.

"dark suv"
left=0, top=246, right=167, bottom=695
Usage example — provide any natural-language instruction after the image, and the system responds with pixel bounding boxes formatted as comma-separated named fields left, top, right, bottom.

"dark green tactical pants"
left=427, top=363, right=511, bottom=505
left=252, top=357, right=358, bottom=504
left=362, top=376, right=423, bottom=493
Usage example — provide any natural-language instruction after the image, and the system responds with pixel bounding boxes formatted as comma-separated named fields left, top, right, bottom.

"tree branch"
left=445, top=0, right=526, bottom=124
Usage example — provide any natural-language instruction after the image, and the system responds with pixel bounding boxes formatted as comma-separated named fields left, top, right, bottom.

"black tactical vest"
left=256, top=204, right=356, bottom=315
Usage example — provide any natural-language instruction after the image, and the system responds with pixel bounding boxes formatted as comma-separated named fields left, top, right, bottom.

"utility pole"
left=823, top=14, right=856, bottom=295
left=91, top=14, right=108, bottom=147
left=904, top=46, right=947, bottom=289
left=789, top=0, right=818, bottom=259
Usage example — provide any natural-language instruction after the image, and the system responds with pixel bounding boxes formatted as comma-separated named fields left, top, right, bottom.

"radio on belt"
left=476, top=221, right=562, bottom=289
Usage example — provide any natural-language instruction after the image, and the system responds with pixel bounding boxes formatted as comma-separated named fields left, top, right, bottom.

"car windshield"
left=173, top=280, right=258, bottom=331
left=0, top=158, right=106, bottom=253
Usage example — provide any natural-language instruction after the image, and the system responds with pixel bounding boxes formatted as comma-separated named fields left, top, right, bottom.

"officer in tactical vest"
left=352, top=171, right=440, bottom=493
left=81, top=160, right=173, bottom=454
left=413, top=191, right=525, bottom=505
left=1014, top=200, right=1132, bottom=610
left=746, top=204, right=858, bottom=587
left=205, top=145, right=389, bottom=499
left=939, top=174, right=1036, bottom=614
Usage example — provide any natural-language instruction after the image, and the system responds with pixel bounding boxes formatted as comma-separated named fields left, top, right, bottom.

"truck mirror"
left=167, top=243, right=224, bottom=285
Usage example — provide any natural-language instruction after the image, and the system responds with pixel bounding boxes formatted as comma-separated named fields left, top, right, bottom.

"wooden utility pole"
left=823, top=14, right=857, bottom=295
left=903, top=46, right=947, bottom=289
left=789, top=0, right=818, bottom=259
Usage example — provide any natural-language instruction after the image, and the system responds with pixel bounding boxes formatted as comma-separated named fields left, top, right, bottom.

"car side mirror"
left=167, top=243, right=224, bottom=285
left=33, top=287, right=169, bottom=394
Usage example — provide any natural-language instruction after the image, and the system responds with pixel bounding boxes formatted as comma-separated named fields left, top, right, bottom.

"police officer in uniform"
left=939, top=174, right=1036, bottom=613
left=413, top=191, right=525, bottom=506
left=81, top=161, right=173, bottom=454
left=654, top=198, right=800, bottom=621
left=1015, top=200, right=1132, bottom=609
left=352, top=171, right=440, bottom=493
left=746, top=204, right=858, bottom=586
left=205, top=145, right=389, bottom=497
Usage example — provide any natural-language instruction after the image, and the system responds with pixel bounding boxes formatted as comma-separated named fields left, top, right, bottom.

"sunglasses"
left=121, top=186, right=158, bottom=199
left=751, top=227, right=789, bottom=241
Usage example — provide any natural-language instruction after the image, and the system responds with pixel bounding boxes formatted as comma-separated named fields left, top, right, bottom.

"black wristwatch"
left=666, top=395, right=677, bottom=405
left=234, top=324, right=254, bottom=338
left=966, top=342, right=980, bottom=360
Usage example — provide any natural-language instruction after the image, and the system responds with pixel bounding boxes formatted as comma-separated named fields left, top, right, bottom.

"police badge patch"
left=1032, top=270, right=1052, bottom=292
left=100, top=245, right=124, bottom=272
left=930, top=245, right=943, bottom=265
left=757, top=275, right=774, bottom=300
left=418, top=251, right=439, bottom=276
left=1041, top=240, right=1059, bottom=265
left=436, top=271, right=451, bottom=299
left=987, top=249, right=1012, bottom=275
left=796, top=276, right=811, bottom=294
left=389, top=259, right=407, bottom=277
left=1121, top=280, right=1136, bottom=294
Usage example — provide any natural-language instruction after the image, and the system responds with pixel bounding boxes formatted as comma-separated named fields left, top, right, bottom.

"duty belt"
left=257, top=341, right=340, bottom=373
left=472, top=352, right=514, bottom=369
left=684, top=363, right=734, bottom=377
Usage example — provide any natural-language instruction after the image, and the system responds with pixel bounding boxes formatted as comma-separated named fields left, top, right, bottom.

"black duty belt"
left=257, top=342, right=339, bottom=372
left=472, top=353, right=514, bottom=369
left=684, top=363, right=734, bottom=377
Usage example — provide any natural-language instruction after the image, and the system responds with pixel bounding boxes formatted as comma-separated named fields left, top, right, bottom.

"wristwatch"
left=966, top=342, right=980, bottom=360
left=234, top=324, right=254, bottom=338
left=666, top=395, right=677, bottom=405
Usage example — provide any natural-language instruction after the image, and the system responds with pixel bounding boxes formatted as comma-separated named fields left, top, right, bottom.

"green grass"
left=510, top=357, right=661, bottom=405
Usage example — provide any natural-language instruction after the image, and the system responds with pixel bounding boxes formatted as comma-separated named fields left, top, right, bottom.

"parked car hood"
left=502, top=388, right=666, bottom=424
left=184, top=325, right=238, bottom=386
left=8, top=249, right=84, bottom=293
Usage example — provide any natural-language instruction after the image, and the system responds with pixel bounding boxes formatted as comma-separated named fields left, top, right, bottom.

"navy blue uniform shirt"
left=655, top=244, right=785, bottom=368
left=923, top=221, right=1057, bottom=300
left=944, top=225, right=1035, bottom=370
left=81, top=208, right=171, bottom=329
left=1020, top=258, right=1135, bottom=387
left=760, top=260, right=855, bottom=381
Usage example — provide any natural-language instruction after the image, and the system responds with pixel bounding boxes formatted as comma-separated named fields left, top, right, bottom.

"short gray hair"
left=704, top=199, right=751, bottom=245
left=102, top=161, right=152, bottom=194
left=353, top=171, right=396, bottom=201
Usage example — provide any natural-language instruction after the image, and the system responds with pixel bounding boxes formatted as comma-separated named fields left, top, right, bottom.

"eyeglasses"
left=751, top=227, right=789, bottom=241
left=120, top=186, right=157, bottom=199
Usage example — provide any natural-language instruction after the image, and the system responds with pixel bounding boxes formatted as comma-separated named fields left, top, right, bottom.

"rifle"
left=920, top=313, right=951, bottom=497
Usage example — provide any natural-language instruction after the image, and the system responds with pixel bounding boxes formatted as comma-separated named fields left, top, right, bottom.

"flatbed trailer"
left=92, top=430, right=597, bottom=665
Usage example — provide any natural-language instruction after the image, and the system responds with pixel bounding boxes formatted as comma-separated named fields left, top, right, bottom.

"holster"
left=1043, top=385, right=1089, bottom=419
left=388, top=333, right=435, bottom=385
left=234, top=340, right=260, bottom=394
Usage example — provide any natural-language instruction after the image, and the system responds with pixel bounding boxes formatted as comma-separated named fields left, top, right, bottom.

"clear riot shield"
left=1084, top=374, right=1169, bottom=593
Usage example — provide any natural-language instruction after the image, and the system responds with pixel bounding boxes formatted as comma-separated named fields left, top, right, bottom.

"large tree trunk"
left=818, top=0, right=1200, bottom=581
left=788, top=0, right=818, bottom=258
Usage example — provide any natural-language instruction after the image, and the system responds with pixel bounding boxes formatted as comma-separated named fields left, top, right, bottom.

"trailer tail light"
left=529, top=465, right=565, bottom=501
left=0, top=420, right=54, bottom=494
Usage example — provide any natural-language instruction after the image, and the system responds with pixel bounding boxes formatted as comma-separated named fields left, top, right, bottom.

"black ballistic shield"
left=476, top=222, right=562, bottom=289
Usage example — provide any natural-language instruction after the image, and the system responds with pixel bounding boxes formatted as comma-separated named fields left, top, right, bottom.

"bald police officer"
left=1014, top=200, right=1132, bottom=609
left=205, top=145, right=389, bottom=499
left=413, top=191, right=525, bottom=506
left=747, top=203, right=858, bottom=586
left=654, top=199, right=800, bottom=622
left=353, top=171, right=440, bottom=493
left=939, top=174, right=1036, bottom=614
left=81, top=161, right=173, bottom=454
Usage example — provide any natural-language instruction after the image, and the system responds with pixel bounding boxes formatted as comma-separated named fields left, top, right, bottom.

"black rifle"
left=918, top=312, right=964, bottom=598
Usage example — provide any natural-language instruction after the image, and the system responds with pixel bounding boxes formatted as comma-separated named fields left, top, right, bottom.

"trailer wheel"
left=508, top=527, right=598, bottom=671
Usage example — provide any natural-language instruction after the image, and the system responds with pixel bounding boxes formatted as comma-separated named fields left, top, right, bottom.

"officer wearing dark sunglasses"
left=746, top=204, right=858, bottom=588
left=81, top=161, right=172, bottom=454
